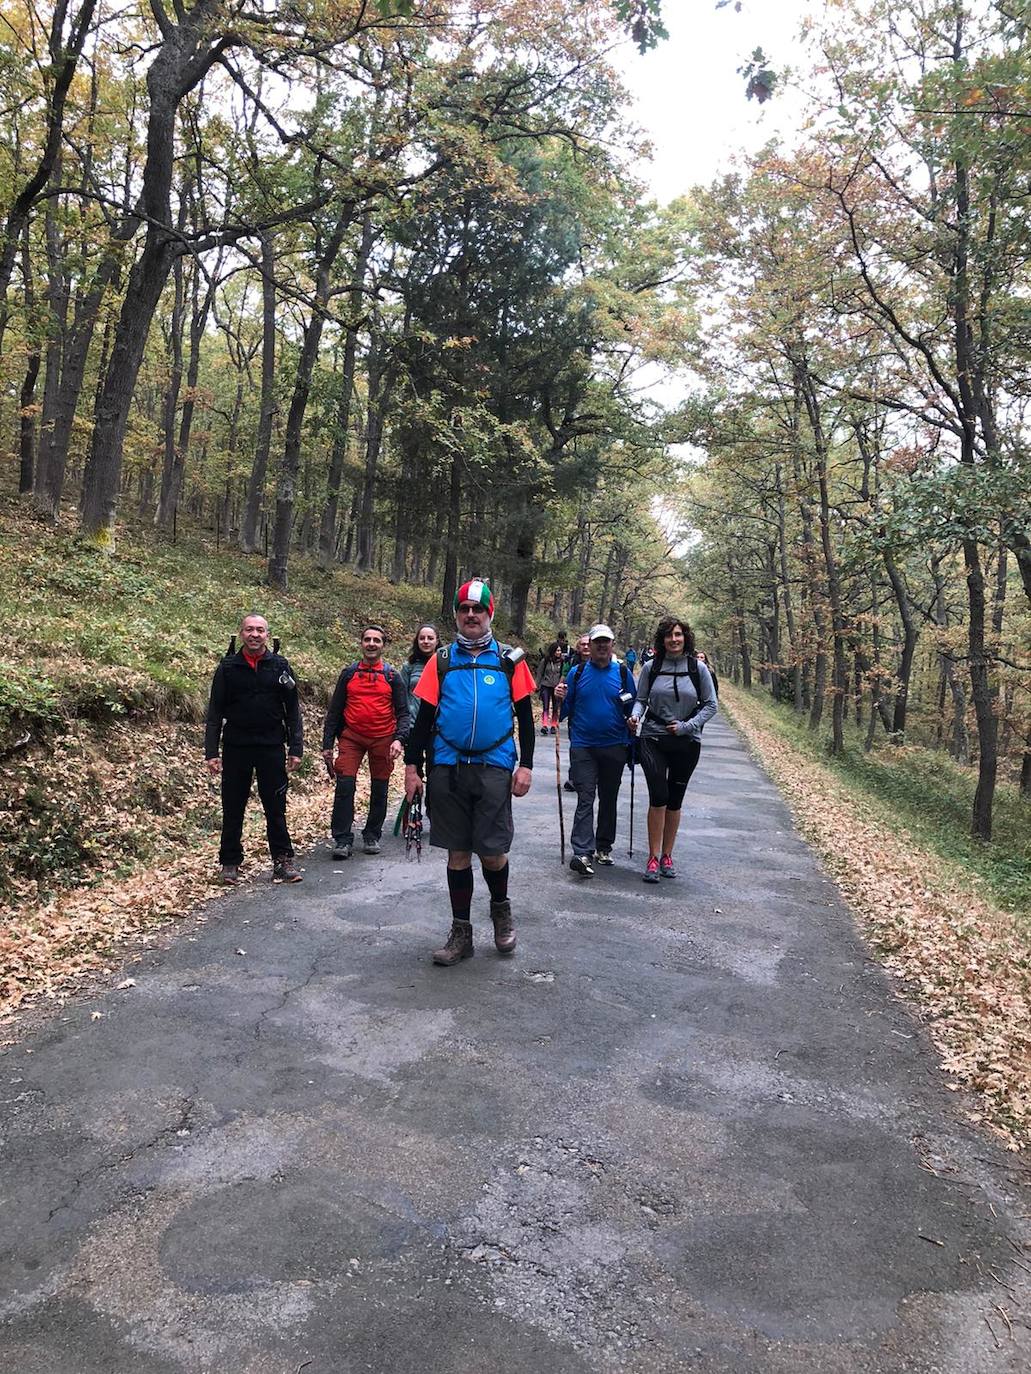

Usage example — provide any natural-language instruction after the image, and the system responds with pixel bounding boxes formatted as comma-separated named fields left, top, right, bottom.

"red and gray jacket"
left=321, top=660, right=410, bottom=747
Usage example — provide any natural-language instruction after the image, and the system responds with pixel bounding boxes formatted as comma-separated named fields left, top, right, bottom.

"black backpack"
left=642, top=654, right=710, bottom=720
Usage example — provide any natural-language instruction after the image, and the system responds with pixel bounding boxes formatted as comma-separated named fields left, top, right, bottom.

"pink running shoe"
left=660, top=854, right=676, bottom=879
left=643, top=856, right=660, bottom=884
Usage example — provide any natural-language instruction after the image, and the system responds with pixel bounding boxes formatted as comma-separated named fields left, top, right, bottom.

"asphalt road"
left=2, top=716, right=1029, bottom=1373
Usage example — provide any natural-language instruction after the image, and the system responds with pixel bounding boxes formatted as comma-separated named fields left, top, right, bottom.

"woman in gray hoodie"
left=629, top=617, right=717, bottom=883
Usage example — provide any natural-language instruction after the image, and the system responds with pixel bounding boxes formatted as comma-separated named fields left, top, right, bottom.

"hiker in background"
left=322, top=624, right=410, bottom=860
left=696, top=650, right=719, bottom=697
left=401, top=625, right=440, bottom=725
left=404, top=578, right=536, bottom=966
left=554, top=623, right=634, bottom=877
left=625, top=645, right=638, bottom=676
left=537, top=641, right=564, bottom=735
left=562, top=632, right=591, bottom=792
left=629, top=616, right=717, bottom=884
left=204, top=612, right=303, bottom=885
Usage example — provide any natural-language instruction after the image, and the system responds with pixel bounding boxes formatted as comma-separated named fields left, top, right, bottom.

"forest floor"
left=721, top=685, right=1031, bottom=1153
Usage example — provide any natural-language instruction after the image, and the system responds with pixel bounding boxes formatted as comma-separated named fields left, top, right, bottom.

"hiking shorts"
left=426, top=763, right=514, bottom=856
left=334, top=727, right=395, bottom=782
left=638, top=733, right=701, bottom=811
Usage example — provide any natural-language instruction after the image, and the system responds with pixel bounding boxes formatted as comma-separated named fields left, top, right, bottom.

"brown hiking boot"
left=432, top=920, right=474, bottom=967
left=220, top=864, right=240, bottom=885
left=272, top=857, right=303, bottom=884
left=490, top=900, right=516, bottom=954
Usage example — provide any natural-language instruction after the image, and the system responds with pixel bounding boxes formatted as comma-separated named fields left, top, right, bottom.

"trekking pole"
left=554, top=665, right=567, bottom=864
left=628, top=707, right=648, bottom=858
left=404, top=788, right=423, bottom=861
left=628, top=737, right=635, bottom=859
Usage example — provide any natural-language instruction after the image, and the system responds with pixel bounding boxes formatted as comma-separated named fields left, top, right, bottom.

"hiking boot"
left=660, top=854, right=677, bottom=879
left=362, top=837, right=381, bottom=855
left=331, top=839, right=353, bottom=860
left=643, top=856, right=660, bottom=884
left=490, top=899, right=516, bottom=954
left=272, top=857, right=303, bottom=884
left=220, top=864, right=240, bottom=885
left=594, top=849, right=614, bottom=866
left=432, top=920, right=474, bottom=966
left=563, top=779, right=576, bottom=792
left=570, top=854, right=595, bottom=878
left=540, top=725, right=549, bottom=735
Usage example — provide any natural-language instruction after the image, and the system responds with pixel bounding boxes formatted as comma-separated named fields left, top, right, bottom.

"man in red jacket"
left=321, top=625, right=410, bottom=859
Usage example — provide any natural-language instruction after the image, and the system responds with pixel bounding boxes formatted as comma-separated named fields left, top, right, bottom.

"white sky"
left=612, top=0, right=814, bottom=202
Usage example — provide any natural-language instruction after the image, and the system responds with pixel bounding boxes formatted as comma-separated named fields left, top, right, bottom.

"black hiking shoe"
left=570, top=855, right=595, bottom=878
left=563, top=779, right=576, bottom=792
left=594, top=850, right=614, bottom=866
left=272, top=857, right=303, bottom=883
left=332, top=839, right=353, bottom=860
left=362, top=837, right=381, bottom=855
left=220, top=864, right=240, bottom=885
left=490, top=900, right=516, bottom=954
left=432, top=920, right=474, bottom=966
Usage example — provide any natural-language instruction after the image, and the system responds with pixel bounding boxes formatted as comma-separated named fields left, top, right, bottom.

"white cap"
left=588, top=623, right=615, bottom=641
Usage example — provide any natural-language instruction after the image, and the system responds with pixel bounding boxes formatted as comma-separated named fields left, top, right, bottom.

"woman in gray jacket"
left=400, top=625, right=440, bottom=725
left=629, top=616, right=717, bottom=883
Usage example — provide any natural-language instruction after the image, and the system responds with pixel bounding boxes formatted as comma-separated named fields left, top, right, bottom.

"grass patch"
left=1, top=500, right=443, bottom=737
left=725, top=687, right=1030, bottom=917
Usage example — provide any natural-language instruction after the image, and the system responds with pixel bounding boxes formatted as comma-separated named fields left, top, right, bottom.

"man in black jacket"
left=205, top=613, right=304, bottom=884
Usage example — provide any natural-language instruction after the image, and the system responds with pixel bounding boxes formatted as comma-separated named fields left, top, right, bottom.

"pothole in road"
left=448, top=1134, right=669, bottom=1357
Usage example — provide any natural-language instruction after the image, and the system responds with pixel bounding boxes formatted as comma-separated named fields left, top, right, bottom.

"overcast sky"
left=612, top=1, right=814, bottom=202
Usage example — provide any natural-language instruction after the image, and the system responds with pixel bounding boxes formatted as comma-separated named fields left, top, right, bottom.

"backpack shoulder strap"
left=687, top=654, right=702, bottom=702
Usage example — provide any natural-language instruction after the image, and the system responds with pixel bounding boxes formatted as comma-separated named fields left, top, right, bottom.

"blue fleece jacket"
left=559, top=660, right=633, bottom=748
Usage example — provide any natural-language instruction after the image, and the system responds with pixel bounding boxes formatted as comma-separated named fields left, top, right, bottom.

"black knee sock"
left=447, top=866, right=474, bottom=920
left=483, top=861, right=509, bottom=904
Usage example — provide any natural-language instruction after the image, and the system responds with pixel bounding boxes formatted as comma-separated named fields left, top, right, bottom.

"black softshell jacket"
left=204, top=651, right=304, bottom=757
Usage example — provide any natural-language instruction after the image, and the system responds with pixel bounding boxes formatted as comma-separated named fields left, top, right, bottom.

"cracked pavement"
left=1, top=715, right=1029, bottom=1372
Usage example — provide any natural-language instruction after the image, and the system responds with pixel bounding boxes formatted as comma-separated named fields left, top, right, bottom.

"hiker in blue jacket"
left=554, top=623, right=635, bottom=877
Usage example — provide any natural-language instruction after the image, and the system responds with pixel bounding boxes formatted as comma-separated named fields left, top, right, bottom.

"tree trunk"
left=319, top=211, right=373, bottom=567
left=18, top=226, right=40, bottom=495
left=0, top=0, right=98, bottom=351
left=155, top=252, right=187, bottom=529
left=268, top=206, right=353, bottom=590
left=241, top=233, right=276, bottom=553
left=79, top=0, right=226, bottom=544
left=883, top=550, right=918, bottom=738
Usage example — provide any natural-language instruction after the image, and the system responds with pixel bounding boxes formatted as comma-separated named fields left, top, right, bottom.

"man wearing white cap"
left=553, top=624, right=635, bottom=877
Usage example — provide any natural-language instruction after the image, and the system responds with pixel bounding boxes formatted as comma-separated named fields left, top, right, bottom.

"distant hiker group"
left=203, top=580, right=717, bottom=965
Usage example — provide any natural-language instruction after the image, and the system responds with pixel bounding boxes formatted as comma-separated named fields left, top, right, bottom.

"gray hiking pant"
left=569, top=745, right=628, bottom=857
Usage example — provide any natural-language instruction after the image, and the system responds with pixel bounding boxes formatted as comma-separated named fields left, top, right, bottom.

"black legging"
left=638, top=734, right=701, bottom=811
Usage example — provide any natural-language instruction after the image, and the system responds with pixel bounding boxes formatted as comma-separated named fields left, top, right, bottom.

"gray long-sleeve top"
left=631, top=654, right=717, bottom=739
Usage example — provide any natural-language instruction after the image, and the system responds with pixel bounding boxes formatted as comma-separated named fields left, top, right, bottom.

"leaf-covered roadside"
left=722, top=686, right=1031, bottom=1152
left=0, top=706, right=377, bottom=1020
